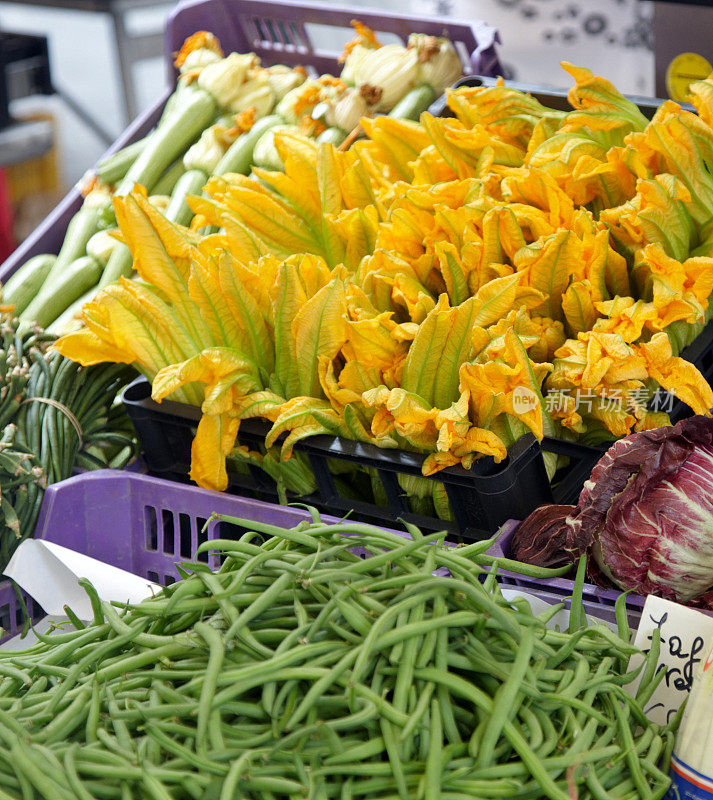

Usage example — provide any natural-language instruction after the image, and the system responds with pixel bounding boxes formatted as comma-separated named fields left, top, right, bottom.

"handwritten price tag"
left=627, top=595, right=713, bottom=726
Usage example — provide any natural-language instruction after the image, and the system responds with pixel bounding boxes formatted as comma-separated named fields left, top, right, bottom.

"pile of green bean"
left=0, top=516, right=673, bottom=800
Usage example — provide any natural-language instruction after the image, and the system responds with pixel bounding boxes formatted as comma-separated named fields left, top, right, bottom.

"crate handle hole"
left=144, top=505, right=158, bottom=552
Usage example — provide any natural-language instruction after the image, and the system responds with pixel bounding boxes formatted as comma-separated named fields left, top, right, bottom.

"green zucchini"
left=98, top=243, right=133, bottom=289
left=1, top=254, right=56, bottom=314
left=166, top=169, right=208, bottom=227
left=96, top=137, right=148, bottom=185
left=46, top=286, right=96, bottom=337
left=116, top=88, right=217, bottom=197
left=40, top=201, right=105, bottom=288
left=20, top=255, right=103, bottom=328
left=389, top=84, right=437, bottom=121
left=316, top=126, right=347, bottom=147
left=213, top=114, right=283, bottom=176
left=158, top=82, right=201, bottom=125
left=152, top=158, right=187, bottom=196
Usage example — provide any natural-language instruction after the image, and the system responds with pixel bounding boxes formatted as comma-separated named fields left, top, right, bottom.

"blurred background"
left=0, top=0, right=696, bottom=252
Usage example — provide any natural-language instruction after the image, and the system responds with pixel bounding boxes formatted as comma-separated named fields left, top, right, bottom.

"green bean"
left=35, top=684, right=92, bottom=744
left=380, top=717, right=409, bottom=800
left=417, top=667, right=572, bottom=800
left=424, top=699, right=442, bottom=800
left=63, top=744, right=97, bottom=800
left=636, top=627, right=662, bottom=704
left=193, top=621, right=225, bottom=753
left=475, top=628, right=534, bottom=766
left=10, top=741, right=75, bottom=800
left=610, top=696, right=655, bottom=798
left=400, top=681, right=435, bottom=748
left=219, top=751, right=255, bottom=800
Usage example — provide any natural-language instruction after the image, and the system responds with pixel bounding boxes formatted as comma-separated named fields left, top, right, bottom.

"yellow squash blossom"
left=637, top=333, right=713, bottom=415
left=55, top=63, right=713, bottom=493
left=459, top=328, right=551, bottom=439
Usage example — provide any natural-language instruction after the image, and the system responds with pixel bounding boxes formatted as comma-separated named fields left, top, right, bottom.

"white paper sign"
left=3, top=540, right=160, bottom=621
left=499, top=588, right=616, bottom=632
left=627, top=595, right=713, bottom=726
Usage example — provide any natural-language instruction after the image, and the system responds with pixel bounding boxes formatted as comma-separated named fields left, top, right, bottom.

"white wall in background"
left=0, top=3, right=168, bottom=186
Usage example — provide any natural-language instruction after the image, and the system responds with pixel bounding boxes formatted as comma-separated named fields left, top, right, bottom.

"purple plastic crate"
left=0, top=470, right=640, bottom=642
left=0, top=469, right=344, bottom=641
left=164, top=0, right=500, bottom=80
left=0, top=0, right=501, bottom=283
left=489, top=519, right=645, bottom=628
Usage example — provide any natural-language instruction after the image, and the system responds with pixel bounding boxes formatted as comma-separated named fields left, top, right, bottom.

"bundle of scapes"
left=0, top=312, right=136, bottom=571
left=2, top=23, right=464, bottom=338
left=56, top=65, right=713, bottom=522
left=0, top=516, right=674, bottom=799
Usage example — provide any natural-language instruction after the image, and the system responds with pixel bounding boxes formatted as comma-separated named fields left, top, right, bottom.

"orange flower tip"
left=339, top=20, right=381, bottom=62
left=173, top=31, right=223, bottom=69
left=294, top=85, right=322, bottom=115
left=234, top=107, right=257, bottom=134
left=79, top=171, right=98, bottom=197
left=319, top=75, right=347, bottom=90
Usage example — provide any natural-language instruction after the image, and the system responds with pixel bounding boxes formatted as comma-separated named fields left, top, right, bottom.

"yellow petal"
left=562, top=280, right=599, bottom=335
left=189, top=412, right=240, bottom=491
left=514, top=230, right=582, bottom=320
left=292, top=277, right=349, bottom=398
left=54, top=327, right=133, bottom=367
left=152, top=354, right=205, bottom=402
left=637, top=332, right=713, bottom=415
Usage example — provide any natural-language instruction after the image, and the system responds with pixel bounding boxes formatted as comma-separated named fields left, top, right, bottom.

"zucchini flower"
left=340, top=21, right=381, bottom=86
left=323, top=86, right=373, bottom=133
left=83, top=184, right=114, bottom=215
left=230, top=68, right=275, bottom=117
left=276, top=80, right=322, bottom=124
left=408, top=34, right=463, bottom=95
left=197, top=52, right=259, bottom=110
left=341, top=46, right=372, bottom=87
left=86, top=230, right=118, bottom=268
left=211, top=109, right=258, bottom=149
left=351, top=44, right=419, bottom=112
left=180, top=48, right=222, bottom=74
left=173, top=31, right=223, bottom=74
left=266, top=64, right=307, bottom=101
left=184, top=125, right=227, bottom=173
left=637, top=332, right=713, bottom=415
left=252, top=124, right=302, bottom=171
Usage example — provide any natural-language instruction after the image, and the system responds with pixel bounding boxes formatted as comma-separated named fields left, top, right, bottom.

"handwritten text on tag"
left=627, top=595, right=713, bottom=726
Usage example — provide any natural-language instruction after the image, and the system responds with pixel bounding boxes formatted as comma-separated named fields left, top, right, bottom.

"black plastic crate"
left=123, top=377, right=604, bottom=540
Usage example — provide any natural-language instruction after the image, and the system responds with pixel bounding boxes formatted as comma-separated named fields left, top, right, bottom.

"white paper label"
left=627, top=595, right=713, bottom=726
left=3, top=540, right=161, bottom=621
